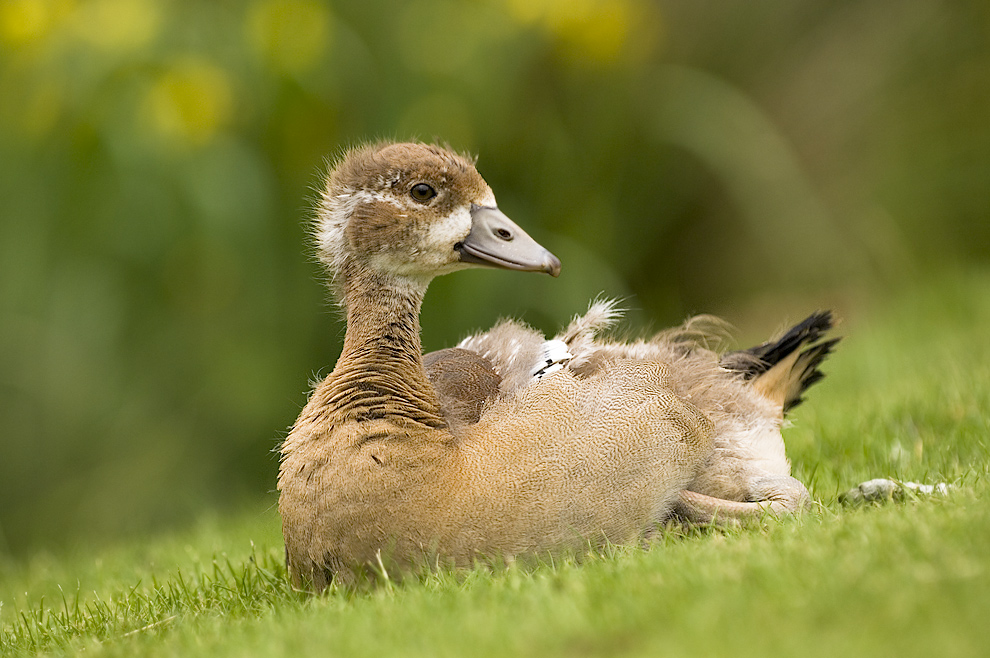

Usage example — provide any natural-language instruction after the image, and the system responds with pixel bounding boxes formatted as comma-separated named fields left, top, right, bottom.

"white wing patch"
left=532, top=340, right=574, bottom=379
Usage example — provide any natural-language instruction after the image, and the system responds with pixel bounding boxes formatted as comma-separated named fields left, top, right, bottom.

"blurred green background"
left=0, top=0, right=987, bottom=556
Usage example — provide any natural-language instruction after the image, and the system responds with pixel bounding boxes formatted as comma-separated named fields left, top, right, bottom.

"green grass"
left=3, top=272, right=989, bottom=658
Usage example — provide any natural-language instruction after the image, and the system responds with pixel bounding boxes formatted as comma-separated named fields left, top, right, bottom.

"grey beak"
left=456, top=205, right=561, bottom=277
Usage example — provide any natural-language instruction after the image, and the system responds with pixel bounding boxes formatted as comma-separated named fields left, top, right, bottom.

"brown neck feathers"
left=321, top=266, right=447, bottom=430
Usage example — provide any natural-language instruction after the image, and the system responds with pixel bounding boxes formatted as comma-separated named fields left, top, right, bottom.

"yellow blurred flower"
left=245, top=0, right=332, bottom=76
left=143, top=58, right=235, bottom=147
left=0, top=0, right=74, bottom=47
left=504, top=0, right=660, bottom=65
left=72, top=0, right=160, bottom=53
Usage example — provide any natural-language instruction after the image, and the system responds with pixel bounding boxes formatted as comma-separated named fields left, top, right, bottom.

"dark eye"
left=410, top=183, right=436, bottom=203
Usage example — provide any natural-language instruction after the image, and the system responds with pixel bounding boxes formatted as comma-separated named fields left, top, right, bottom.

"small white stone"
left=840, top=478, right=953, bottom=505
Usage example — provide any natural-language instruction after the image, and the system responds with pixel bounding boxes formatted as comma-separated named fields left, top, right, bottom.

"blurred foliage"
left=0, top=0, right=987, bottom=555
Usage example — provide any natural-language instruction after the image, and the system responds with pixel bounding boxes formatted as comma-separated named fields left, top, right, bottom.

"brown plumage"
left=422, top=348, right=501, bottom=426
left=450, top=302, right=838, bottom=523
left=278, top=142, right=716, bottom=590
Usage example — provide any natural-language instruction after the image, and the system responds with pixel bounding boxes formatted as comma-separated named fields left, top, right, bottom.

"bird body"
left=453, top=304, right=836, bottom=519
left=278, top=142, right=836, bottom=590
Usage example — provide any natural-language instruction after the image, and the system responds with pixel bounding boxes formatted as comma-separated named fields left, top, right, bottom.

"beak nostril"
left=462, top=205, right=557, bottom=274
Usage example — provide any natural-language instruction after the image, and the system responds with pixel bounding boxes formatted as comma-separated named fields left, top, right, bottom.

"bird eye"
left=410, top=183, right=436, bottom=203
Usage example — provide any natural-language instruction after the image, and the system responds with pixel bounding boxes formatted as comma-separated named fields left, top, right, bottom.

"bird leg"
left=673, top=475, right=811, bottom=525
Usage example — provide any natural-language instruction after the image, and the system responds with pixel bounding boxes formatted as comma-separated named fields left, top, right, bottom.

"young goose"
left=279, top=142, right=715, bottom=590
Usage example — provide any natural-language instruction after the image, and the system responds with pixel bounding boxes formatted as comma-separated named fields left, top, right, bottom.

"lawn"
left=2, top=271, right=988, bottom=658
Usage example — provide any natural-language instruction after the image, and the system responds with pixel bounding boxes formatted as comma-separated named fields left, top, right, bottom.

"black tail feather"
left=722, top=311, right=840, bottom=412
left=783, top=336, right=840, bottom=410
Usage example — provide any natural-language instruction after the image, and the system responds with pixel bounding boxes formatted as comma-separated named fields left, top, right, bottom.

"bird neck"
left=326, top=264, right=447, bottom=430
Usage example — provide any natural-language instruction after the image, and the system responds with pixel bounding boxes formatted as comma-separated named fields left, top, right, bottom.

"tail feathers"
left=723, top=311, right=840, bottom=412
left=775, top=336, right=840, bottom=410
